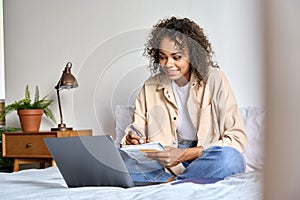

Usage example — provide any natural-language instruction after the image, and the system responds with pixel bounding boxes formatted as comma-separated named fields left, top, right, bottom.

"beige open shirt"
left=121, top=67, right=248, bottom=174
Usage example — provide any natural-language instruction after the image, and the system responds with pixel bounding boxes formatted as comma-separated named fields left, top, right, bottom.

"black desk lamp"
left=51, top=62, right=78, bottom=131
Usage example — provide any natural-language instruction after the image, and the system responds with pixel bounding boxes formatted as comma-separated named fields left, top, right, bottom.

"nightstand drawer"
left=2, top=129, right=92, bottom=172
left=3, top=134, right=56, bottom=158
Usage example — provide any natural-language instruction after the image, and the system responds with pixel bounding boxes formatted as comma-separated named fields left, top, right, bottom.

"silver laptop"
left=44, top=136, right=162, bottom=188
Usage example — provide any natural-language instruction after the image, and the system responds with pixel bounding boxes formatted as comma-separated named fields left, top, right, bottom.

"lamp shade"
left=55, top=62, right=78, bottom=90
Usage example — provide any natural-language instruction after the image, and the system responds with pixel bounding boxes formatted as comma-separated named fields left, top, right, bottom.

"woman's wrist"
left=182, top=146, right=203, bottom=162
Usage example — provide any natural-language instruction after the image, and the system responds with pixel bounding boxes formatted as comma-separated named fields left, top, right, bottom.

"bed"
left=0, top=106, right=264, bottom=200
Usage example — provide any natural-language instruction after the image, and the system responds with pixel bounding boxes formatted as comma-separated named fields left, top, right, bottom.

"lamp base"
left=51, top=123, right=73, bottom=131
left=51, top=127, right=73, bottom=131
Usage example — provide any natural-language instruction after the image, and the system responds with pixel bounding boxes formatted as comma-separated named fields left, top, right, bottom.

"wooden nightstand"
left=2, top=129, right=92, bottom=172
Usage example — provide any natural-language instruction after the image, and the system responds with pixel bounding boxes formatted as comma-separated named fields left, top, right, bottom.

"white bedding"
left=0, top=167, right=262, bottom=200
left=0, top=106, right=264, bottom=199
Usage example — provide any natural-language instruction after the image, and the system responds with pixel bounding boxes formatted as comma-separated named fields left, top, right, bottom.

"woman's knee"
left=199, top=146, right=246, bottom=178
left=214, top=146, right=246, bottom=174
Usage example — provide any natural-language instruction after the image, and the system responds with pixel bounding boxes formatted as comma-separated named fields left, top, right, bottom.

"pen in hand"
left=130, top=125, right=145, bottom=144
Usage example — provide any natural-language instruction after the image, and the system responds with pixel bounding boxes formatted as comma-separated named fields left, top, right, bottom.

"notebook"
left=44, top=136, right=163, bottom=188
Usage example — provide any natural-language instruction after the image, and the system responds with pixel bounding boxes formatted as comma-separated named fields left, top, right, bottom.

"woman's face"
left=159, top=37, right=191, bottom=86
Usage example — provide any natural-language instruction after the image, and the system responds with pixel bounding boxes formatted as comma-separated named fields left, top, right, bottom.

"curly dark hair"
left=144, top=16, right=219, bottom=82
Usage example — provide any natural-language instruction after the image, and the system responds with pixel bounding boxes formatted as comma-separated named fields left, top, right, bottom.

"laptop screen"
left=44, top=136, right=135, bottom=188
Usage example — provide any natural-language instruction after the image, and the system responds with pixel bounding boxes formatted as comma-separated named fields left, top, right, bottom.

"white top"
left=171, top=80, right=197, bottom=141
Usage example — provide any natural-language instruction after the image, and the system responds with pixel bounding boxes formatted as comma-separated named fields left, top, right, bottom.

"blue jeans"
left=120, top=142, right=246, bottom=182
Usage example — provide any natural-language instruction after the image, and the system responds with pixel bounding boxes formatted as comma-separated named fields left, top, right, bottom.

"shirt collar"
left=156, top=71, right=200, bottom=91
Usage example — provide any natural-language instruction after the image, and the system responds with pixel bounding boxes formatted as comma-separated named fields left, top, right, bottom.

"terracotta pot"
left=17, top=109, right=44, bottom=132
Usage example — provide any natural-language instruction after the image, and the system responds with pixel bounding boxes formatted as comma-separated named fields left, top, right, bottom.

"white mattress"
left=0, top=167, right=262, bottom=200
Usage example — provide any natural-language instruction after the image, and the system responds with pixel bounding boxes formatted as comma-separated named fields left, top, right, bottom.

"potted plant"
left=0, top=85, right=56, bottom=132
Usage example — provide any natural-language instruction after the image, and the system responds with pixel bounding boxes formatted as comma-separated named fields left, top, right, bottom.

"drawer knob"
left=25, top=143, right=32, bottom=148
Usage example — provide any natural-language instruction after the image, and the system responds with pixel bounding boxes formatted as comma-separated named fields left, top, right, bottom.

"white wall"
left=3, top=0, right=264, bottom=136
left=0, top=0, right=4, bottom=99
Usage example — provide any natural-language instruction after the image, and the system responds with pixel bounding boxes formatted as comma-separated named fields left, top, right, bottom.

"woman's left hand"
left=145, top=146, right=187, bottom=168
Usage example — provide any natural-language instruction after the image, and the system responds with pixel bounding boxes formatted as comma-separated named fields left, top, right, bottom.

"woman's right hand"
left=125, top=130, right=147, bottom=145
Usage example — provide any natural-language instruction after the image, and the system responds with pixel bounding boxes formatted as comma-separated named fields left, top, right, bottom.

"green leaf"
left=0, top=85, right=56, bottom=123
left=34, top=85, right=39, bottom=103
left=25, top=85, right=30, bottom=102
left=44, top=107, right=57, bottom=124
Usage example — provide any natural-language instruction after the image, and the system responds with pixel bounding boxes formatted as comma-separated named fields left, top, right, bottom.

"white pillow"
left=114, top=105, right=134, bottom=146
left=240, top=107, right=265, bottom=171
left=114, top=105, right=265, bottom=171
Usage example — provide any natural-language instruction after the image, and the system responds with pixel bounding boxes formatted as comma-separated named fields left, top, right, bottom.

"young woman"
left=120, top=16, right=247, bottom=182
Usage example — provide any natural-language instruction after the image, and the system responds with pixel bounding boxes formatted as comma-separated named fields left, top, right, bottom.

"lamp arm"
left=51, top=88, right=72, bottom=131
left=56, top=89, right=64, bottom=125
